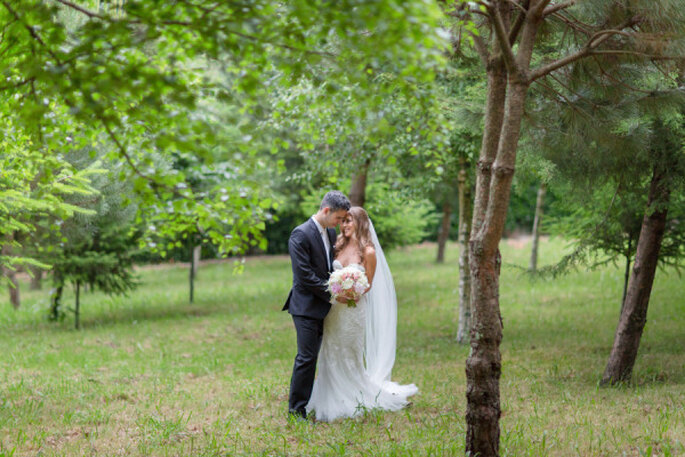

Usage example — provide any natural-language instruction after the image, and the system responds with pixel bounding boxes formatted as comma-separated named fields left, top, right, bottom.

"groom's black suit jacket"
left=282, top=218, right=336, bottom=320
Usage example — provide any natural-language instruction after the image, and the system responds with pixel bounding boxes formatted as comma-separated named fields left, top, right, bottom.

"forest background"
left=1, top=1, right=684, bottom=456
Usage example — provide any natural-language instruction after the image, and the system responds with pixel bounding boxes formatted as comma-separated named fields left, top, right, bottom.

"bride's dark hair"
left=335, top=206, right=372, bottom=261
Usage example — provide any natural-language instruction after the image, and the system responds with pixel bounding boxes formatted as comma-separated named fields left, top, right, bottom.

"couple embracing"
left=283, top=190, right=418, bottom=422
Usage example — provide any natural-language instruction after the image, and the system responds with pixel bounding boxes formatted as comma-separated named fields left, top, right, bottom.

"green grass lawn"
left=0, top=238, right=683, bottom=456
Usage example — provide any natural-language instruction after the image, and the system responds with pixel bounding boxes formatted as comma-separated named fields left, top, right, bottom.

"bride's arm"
left=363, top=246, right=377, bottom=292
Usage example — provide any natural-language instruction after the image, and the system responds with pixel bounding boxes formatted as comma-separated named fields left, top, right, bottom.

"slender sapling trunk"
left=436, top=200, right=452, bottom=263
left=192, top=245, right=201, bottom=280
left=75, top=280, right=81, bottom=330
left=529, top=182, right=546, bottom=271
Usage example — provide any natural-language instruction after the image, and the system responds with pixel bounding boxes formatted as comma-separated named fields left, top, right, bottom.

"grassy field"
left=0, top=238, right=683, bottom=456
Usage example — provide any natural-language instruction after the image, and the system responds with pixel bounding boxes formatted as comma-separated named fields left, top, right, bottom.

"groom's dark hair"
left=320, top=190, right=351, bottom=211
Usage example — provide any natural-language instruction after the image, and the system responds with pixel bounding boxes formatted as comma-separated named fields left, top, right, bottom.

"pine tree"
left=45, top=152, right=140, bottom=329
left=528, top=52, right=685, bottom=383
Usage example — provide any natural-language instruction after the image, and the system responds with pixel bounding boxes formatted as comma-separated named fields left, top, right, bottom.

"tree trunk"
left=50, top=280, right=64, bottom=321
left=457, top=163, right=473, bottom=344
left=464, top=4, right=542, bottom=455
left=529, top=182, right=546, bottom=272
left=436, top=200, right=452, bottom=263
left=602, top=166, right=670, bottom=385
left=466, top=82, right=528, bottom=457
left=74, top=280, right=81, bottom=330
left=192, top=244, right=201, bottom=280
left=7, top=269, right=20, bottom=309
left=30, top=267, right=43, bottom=290
left=189, top=246, right=195, bottom=304
left=620, top=235, right=632, bottom=313
left=349, top=158, right=371, bottom=207
left=464, top=52, right=507, bottom=457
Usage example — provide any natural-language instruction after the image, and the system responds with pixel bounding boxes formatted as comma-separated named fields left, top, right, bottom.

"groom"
left=283, top=190, right=351, bottom=419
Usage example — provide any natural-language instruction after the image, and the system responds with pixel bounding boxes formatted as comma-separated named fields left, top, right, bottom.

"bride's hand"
left=338, top=289, right=359, bottom=302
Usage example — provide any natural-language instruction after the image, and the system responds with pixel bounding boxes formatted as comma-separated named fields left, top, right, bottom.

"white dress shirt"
left=311, top=216, right=331, bottom=269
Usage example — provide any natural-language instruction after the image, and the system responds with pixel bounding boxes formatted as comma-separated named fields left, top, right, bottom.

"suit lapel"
left=327, top=228, right=336, bottom=271
left=308, top=219, right=329, bottom=271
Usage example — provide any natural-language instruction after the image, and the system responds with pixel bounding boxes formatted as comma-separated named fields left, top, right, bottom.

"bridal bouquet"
left=328, top=266, right=369, bottom=308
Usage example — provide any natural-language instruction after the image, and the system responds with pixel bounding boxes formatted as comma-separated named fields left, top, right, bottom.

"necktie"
left=321, top=228, right=331, bottom=269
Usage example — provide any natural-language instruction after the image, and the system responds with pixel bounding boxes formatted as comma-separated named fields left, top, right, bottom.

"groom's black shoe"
left=288, top=409, right=307, bottom=421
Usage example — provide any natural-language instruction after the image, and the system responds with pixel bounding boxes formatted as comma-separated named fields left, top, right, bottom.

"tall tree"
left=448, top=1, right=685, bottom=455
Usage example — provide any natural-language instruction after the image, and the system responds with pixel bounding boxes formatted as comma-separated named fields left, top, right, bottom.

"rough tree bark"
left=602, top=165, right=670, bottom=384
left=467, top=79, right=531, bottom=457
left=436, top=200, right=452, bottom=263
left=529, top=182, right=546, bottom=271
left=456, top=163, right=473, bottom=344
left=465, top=3, right=542, bottom=455
left=465, top=47, right=507, bottom=457
left=349, top=158, right=371, bottom=207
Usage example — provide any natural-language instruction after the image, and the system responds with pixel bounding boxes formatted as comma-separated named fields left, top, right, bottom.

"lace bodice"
left=332, top=259, right=365, bottom=272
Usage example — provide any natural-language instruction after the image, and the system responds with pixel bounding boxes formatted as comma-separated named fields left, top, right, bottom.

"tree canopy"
left=1, top=0, right=449, bottom=267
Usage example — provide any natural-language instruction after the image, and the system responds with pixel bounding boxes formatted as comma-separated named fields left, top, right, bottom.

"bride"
left=306, top=206, right=418, bottom=422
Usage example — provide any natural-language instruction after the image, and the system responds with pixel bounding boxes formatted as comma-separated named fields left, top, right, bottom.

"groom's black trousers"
left=289, top=315, right=324, bottom=416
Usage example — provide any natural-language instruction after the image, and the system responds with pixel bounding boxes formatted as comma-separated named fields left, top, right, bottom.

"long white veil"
left=364, top=220, right=397, bottom=383
left=365, top=221, right=418, bottom=396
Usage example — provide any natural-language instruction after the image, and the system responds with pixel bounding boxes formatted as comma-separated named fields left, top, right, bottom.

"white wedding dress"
left=306, top=223, right=418, bottom=422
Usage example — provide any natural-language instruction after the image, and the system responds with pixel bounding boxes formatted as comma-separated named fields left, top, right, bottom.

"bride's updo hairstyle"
left=335, top=206, right=372, bottom=261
